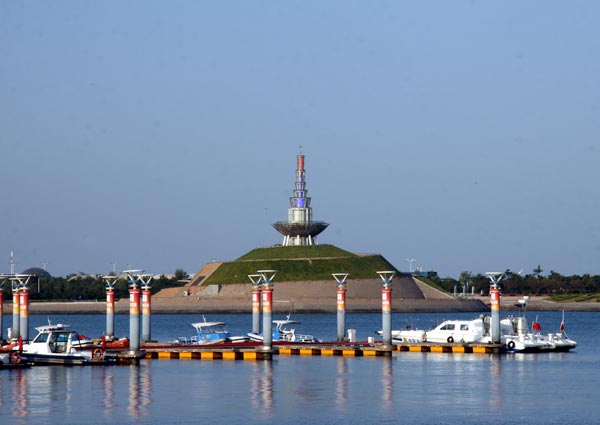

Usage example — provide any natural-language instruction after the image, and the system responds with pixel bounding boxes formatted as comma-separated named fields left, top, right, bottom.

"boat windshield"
left=33, top=332, right=50, bottom=343
left=203, top=325, right=228, bottom=334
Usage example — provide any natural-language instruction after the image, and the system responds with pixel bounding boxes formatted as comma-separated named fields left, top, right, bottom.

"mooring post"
left=377, top=271, right=395, bottom=350
left=486, top=272, right=504, bottom=344
left=249, top=274, right=263, bottom=335
left=126, top=270, right=143, bottom=352
left=103, top=275, right=118, bottom=340
left=0, top=286, right=3, bottom=340
left=19, top=280, right=30, bottom=342
left=140, top=274, right=154, bottom=343
left=258, top=270, right=277, bottom=352
left=11, top=279, right=20, bottom=341
left=333, top=273, right=349, bottom=342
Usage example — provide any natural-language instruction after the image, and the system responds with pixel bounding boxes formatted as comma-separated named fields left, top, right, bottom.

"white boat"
left=247, top=315, right=319, bottom=343
left=187, top=317, right=249, bottom=345
left=501, top=303, right=576, bottom=352
left=379, top=318, right=488, bottom=344
left=14, top=323, right=111, bottom=365
left=380, top=298, right=576, bottom=353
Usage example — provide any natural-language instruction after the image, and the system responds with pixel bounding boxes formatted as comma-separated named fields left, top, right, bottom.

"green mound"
left=203, top=245, right=398, bottom=285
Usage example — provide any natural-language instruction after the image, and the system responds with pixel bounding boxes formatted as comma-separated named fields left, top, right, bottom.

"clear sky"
left=2, top=2, right=599, bottom=279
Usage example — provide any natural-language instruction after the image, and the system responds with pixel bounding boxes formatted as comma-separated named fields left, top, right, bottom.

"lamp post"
left=405, top=258, right=416, bottom=274
left=486, top=272, right=504, bottom=343
left=257, top=270, right=277, bottom=352
left=0, top=277, right=4, bottom=340
left=248, top=274, right=263, bottom=335
left=103, top=275, right=118, bottom=340
left=125, top=269, right=143, bottom=353
left=11, top=274, right=32, bottom=342
left=377, top=271, right=395, bottom=350
left=332, top=273, right=349, bottom=342
left=11, top=278, right=20, bottom=341
left=140, top=274, right=154, bottom=343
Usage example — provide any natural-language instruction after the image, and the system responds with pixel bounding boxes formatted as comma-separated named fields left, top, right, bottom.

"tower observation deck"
left=272, top=153, right=329, bottom=246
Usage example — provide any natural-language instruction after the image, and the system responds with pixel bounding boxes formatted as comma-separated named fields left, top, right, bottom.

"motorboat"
left=378, top=318, right=488, bottom=344
left=501, top=302, right=576, bottom=352
left=14, top=323, right=112, bottom=365
left=187, top=317, right=249, bottom=345
left=247, top=315, right=319, bottom=343
left=379, top=297, right=576, bottom=353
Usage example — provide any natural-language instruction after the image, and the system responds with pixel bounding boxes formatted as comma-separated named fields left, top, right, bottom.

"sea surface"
left=1, top=311, right=599, bottom=425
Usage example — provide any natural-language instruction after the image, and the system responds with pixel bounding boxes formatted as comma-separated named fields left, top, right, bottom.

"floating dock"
left=140, top=341, right=505, bottom=361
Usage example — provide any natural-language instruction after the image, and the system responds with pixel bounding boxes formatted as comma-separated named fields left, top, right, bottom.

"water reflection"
left=335, top=357, right=348, bottom=407
left=250, top=361, right=273, bottom=419
left=488, top=355, right=502, bottom=409
left=96, top=367, right=116, bottom=413
left=127, top=364, right=152, bottom=419
left=381, top=356, right=393, bottom=409
left=13, top=368, right=28, bottom=418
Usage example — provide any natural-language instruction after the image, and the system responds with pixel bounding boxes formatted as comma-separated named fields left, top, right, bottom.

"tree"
left=533, top=265, right=543, bottom=280
left=174, top=268, right=190, bottom=281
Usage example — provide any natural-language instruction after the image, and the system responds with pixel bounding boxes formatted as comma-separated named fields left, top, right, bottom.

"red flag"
left=560, top=321, right=565, bottom=332
left=532, top=321, right=542, bottom=331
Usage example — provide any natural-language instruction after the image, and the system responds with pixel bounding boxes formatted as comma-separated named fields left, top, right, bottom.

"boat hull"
left=21, top=352, right=114, bottom=366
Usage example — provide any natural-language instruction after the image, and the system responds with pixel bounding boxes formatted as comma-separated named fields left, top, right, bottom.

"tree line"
left=429, top=266, right=600, bottom=298
left=0, top=269, right=189, bottom=302
left=3, top=266, right=599, bottom=302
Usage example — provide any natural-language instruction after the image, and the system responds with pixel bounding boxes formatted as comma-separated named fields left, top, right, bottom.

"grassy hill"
left=202, top=245, right=399, bottom=285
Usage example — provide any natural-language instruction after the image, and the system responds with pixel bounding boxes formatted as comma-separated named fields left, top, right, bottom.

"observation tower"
left=272, top=153, right=329, bottom=246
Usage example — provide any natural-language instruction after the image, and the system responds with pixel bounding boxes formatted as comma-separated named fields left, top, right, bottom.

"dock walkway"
left=141, top=341, right=504, bottom=361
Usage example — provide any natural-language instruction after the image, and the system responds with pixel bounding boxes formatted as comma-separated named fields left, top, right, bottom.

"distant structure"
left=273, top=152, right=329, bottom=246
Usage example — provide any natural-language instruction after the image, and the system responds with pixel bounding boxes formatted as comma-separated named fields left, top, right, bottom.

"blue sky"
left=2, top=2, right=599, bottom=278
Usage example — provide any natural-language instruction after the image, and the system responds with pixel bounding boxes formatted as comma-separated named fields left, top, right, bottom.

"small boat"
left=378, top=318, right=488, bottom=344
left=247, top=315, right=319, bottom=343
left=14, top=323, right=113, bottom=365
left=380, top=297, right=576, bottom=353
left=188, top=317, right=249, bottom=345
left=501, top=304, right=576, bottom=352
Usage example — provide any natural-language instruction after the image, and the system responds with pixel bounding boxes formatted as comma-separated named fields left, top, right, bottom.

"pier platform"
left=139, top=341, right=505, bottom=361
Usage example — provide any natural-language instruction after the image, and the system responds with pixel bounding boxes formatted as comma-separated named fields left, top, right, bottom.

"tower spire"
left=272, top=152, right=328, bottom=246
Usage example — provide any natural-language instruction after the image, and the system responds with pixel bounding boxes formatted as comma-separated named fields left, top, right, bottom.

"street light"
left=405, top=258, right=416, bottom=273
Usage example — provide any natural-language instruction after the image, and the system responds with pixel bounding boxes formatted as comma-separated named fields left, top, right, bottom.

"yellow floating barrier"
left=223, top=351, right=242, bottom=360
left=200, top=351, right=223, bottom=360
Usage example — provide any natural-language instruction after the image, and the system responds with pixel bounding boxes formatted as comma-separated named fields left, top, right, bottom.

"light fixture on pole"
left=405, top=258, right=416, bottom=273
left=377, top=271, right=395, bottom=350
left=332, top=273, right=349, bottom=342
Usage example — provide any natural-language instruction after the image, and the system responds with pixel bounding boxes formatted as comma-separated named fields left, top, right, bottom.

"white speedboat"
left=501, top=304, right=576, bottom=352
left=378, top=317, right=489, bottom=344
left=380, top=298, right=576, bottom=353
left=248, top=315, right=319, bottom=343
left=15, top=323, right=111, bottom=365
left=188, top=317, right=249, bottom=345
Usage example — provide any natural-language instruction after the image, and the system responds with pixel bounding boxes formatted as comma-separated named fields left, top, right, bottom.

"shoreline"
left=6, top=296, right=600, bottom=315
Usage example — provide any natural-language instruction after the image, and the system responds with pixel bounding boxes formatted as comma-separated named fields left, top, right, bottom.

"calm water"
left=1, top=311, right=599, bottom=425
